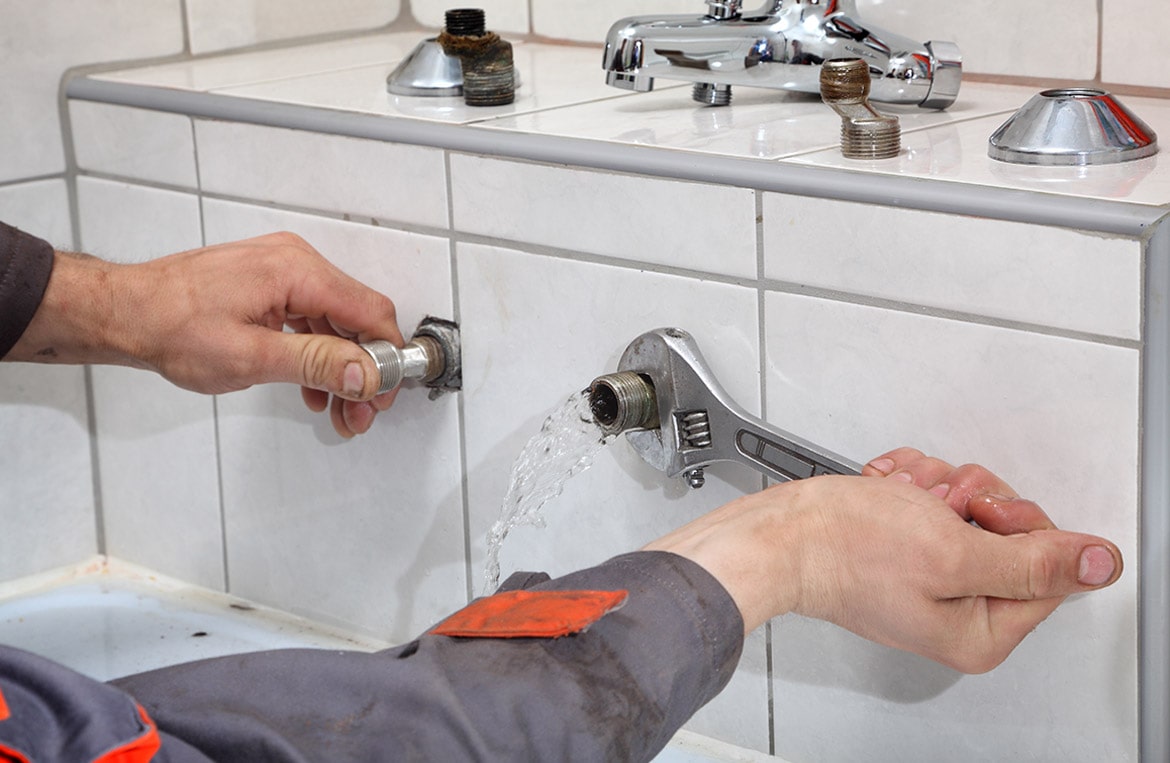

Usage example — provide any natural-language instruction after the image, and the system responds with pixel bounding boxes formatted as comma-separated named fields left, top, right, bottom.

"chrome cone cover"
left=989, top=88, right=1158, bottom=166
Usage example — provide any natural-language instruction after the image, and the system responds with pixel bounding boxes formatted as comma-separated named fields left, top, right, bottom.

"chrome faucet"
left=602, top=0, right=961, bottom=109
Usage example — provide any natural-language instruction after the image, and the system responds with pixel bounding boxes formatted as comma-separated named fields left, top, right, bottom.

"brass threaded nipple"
left=819, top=58, right=870, bottom=103
left=445, top=8, right=485, bottom=36
left=820, top=58, right=900, bottom=160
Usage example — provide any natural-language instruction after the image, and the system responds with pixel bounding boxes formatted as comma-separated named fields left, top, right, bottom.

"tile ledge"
left=66, top=75, right=1168, bottom=238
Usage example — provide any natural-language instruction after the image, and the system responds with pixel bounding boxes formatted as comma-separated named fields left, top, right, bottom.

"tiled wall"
left=50, top=99, right=1142, bottom=759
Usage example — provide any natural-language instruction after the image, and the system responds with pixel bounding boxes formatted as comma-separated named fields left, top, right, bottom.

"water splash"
left=483, top=391, right=613, bottom=594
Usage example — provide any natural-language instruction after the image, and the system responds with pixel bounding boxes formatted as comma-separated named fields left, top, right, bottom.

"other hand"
left=644, top=447, right=1122, bottom=673
left=11, top=232, right=402, bottom=438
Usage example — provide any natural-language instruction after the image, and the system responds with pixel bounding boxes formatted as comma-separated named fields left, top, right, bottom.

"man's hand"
left=10, top=232, right=402, bottom=438
left=644, top=448, right=1122, bottom=673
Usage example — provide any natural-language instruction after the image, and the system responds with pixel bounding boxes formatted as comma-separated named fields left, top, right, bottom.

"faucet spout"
left=602, top=0, right=961, bottom=109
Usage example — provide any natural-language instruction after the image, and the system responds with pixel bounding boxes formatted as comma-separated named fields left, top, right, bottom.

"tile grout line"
left=446, top=151, right=475, bottom=605
left=59, top=70, right=107, bottom=557
left=755, top=190, right=778, bottom=756
left=191, top=115, right=232, bottom=594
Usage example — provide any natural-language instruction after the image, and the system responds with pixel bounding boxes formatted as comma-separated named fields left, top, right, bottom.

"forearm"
left=114, top=552, right=744, bottom=762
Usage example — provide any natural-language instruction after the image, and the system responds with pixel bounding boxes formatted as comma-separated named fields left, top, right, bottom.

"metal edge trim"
left=1142, top=220, right=1170, bottom=763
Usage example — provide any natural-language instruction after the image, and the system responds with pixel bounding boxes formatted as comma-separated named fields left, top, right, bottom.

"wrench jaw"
left=615, top=328, right=742, bottom=484
left=598, top=327, right=862, bottom=489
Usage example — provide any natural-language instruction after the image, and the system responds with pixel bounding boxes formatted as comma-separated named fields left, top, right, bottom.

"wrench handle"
left=735, top=427, right=861, bottom=482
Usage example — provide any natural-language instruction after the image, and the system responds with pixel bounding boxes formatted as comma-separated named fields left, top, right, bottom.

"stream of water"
left=482, top=391, right=613, bottom=594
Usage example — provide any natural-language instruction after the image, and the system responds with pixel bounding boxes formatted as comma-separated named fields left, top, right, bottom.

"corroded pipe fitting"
left=588, top=371, right=659, bottom=436
left=438, top=8, right=515, bottom=107
left=820, top=59, right=901, bottom=160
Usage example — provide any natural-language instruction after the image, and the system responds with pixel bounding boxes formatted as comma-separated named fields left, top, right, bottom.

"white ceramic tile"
left=482, top=82, right=1028, bottom=160
left=214, top=42, right=625, bottom=125
left=0, top=0, right=183, bottom=182
left=856, top=0, right=1099, bottom=80
left=186, top=0, right=400, bottom=55
left=451, top=155, right=757, bottom=278
left=1102, top=0, right=1170, bottom=89
left=763, top=291, right=1138, bottom=761
left=457, top=242, right=769, bottom=750
left=89, top=365, right=224, bottom=589
left=412, top=0, right=529, bottom=35
left=0, top=179, right=73, bottom=249
left=195, top=120, right=448, bottom=228
left=0, top=365, right=95, bottom=582
left=76, top=178, right=203, bottom=263
left=202, top=200, right=462, bottom=640
left=531, top=0, right=699, bottom=44
left=70, top=102, right=197, bottom=188
left=94, top=33, right=420, bottom=93
left=788, top=102, right=1170, bottom=207
left=763, top=193, right=1142, bottom=340
left=76, top=177, right=224, bottom=589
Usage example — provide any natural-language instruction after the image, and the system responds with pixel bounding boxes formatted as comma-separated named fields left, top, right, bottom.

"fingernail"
left=343, top=361, right=365, bottom=397
left=929, top=483, right=950, bottom=498
left=891, top=470, right=914, bottom=483
left=867, top=458, right=896, bottom=475
left=1078, top=546, right=1116, bottom=586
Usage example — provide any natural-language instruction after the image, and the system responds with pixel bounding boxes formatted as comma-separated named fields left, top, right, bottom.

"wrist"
left=8, top=251, right=138, bottom=367
left=643, top=481, right=808, bottom=634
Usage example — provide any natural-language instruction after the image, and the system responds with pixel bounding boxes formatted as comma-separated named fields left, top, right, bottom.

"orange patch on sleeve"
left=431, top=589, right=629, bottom=639
left=0, top=685, right=9, bottom=722
left=93, top=705, right=161, bottom=763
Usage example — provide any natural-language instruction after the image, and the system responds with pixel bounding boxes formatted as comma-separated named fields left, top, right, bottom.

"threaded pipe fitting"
left=360, top=338, right=443, bottom=395
left=820, top=58, right=901, bottom=160
left=820, top=58, right=871, bottom=103
left=444, top=8, right=485, bottom=36
left=588, top=371, right=659, bottom=436
left=693, top=82, right=732, bottom=106
left=438, top=8, right=515, bottom=107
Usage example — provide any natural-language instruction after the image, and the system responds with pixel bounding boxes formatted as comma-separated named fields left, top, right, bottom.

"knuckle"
left=299, top=335, right=335, bottom=388
left=1024, top=545, right=1060, bottom=600
left=269, top=230, right=310, bottom=250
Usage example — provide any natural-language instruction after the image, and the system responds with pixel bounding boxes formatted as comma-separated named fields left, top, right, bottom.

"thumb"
left=955, top=527, right=1122, bottom=602
left=270, top=331, right=383, bottom=401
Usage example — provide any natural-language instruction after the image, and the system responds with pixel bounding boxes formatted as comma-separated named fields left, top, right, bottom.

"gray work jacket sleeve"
left=114, top=550, right=745, bottom=762
left=0, top=221, right=54, bottom=359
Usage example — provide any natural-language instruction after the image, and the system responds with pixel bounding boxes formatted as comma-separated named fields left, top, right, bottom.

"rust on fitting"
left=588, top=371, right=659, bottom=436
left=820, top=59, right=901, bottom=160
left=438, top=8, right=515, bottom=107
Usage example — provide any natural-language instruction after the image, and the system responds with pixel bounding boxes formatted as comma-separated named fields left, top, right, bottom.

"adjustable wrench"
left=589, top=328, right=860, bottom=488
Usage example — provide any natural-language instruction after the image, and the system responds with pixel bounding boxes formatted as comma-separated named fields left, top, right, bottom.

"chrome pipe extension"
left=359, top=317, right=461, bottom=395
left=589, top=328, right=860, bottom=488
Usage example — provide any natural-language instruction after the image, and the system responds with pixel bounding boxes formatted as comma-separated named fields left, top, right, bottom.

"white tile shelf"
left=69, top=35, right=1170, bottom=235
